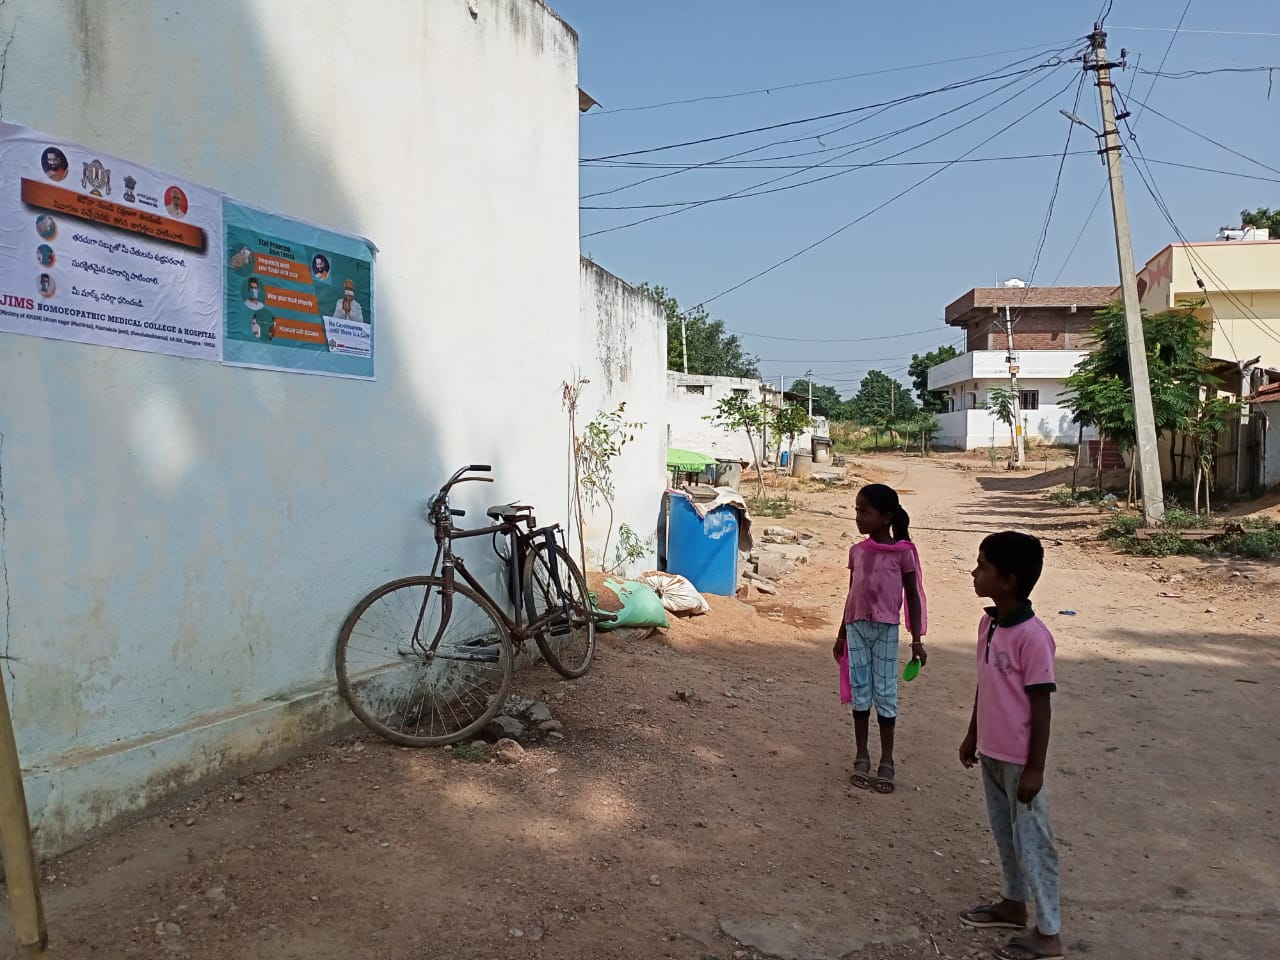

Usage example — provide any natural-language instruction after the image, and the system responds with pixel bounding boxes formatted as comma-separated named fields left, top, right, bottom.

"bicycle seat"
left=487, top=503, right=533, bottom=521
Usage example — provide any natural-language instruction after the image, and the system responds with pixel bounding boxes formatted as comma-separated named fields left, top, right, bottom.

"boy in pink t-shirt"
left=958, top=532, right=1064, bottom=960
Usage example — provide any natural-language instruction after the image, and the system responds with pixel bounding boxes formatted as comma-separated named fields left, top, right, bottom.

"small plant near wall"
left=562, top=377, right=646, bottom=573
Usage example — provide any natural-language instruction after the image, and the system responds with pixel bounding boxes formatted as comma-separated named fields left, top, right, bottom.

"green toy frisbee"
left=902, top=658, right=921, bottom=682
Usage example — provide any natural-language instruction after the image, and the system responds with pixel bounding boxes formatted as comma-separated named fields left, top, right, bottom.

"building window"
left=684, top=384, right=707, bottom=395
left=1020, top=390, right=1040, bottom=411
left=731, top=388, right=750, bottom=398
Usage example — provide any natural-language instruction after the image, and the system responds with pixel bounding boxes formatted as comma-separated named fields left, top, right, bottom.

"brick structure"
left=944, top=286, right=1117, bottom=351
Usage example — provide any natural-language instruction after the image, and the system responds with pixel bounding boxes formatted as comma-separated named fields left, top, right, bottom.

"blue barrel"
left=780, top=450, right=790, bottom=467
left=661, top=494, right=739, bottom=596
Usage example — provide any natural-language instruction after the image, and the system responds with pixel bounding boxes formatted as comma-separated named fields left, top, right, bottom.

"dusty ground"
left=7, top=455, right=1280, bottom=959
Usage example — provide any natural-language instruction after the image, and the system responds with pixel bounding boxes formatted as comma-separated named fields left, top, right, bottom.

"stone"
left=754, top=553, right=794, bottom=582
left=525, top=701, right=554, bottom=725
left=155, top=921, right=182, bottom=937
left=547, top=731, right=566, bottom=741
left=231, top=792, right=245, bottom=802
left=763, top=525, right=799, bottom=543
left=494, top=738, right=526, bottom=764
left=759, top=542, right=811, bottom=563
left=485, top=715, right=525, bottom=741
left=537, top=719, right=564, bottom=733
left=205, top=886, right=226, bottom=902
left=743, top=573, right=778, bottom=595
left=648, top=874, right=662, bottom=886
left=626, top=703, right=645, bottom=714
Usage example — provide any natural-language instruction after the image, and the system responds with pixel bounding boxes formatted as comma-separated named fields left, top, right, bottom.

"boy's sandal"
left=992, top=937, right=1064, bottom=960
left=850, top=757, right=871, bottom=790
left=873, top=761, right=895, bottom=794
left=958, top=904, right=1027, bottom=930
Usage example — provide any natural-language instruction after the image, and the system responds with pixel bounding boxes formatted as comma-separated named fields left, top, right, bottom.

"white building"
left=667, top=372, right=764, bottom=464
left=0, top=0, right=666, bottom=856
left=928, top=285, right=1115, bottom=450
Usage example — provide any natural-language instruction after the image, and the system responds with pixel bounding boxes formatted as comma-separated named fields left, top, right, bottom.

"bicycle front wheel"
left=523, top=543, right=596, bottom=679
left=336, top=576, right=514, bottom=746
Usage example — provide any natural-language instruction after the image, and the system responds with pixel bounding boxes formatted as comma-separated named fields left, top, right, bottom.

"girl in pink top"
left=832, top=483, right=927, bottom=793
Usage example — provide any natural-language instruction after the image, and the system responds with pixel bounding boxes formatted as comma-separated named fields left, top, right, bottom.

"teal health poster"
left=222, top=200, right=375, bottom=379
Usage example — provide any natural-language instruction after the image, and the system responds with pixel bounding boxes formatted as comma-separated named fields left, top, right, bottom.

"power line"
left=730, top=324, right=947, bottom=343
left=1050, top=183, right=1107, bottom=286
left=582, top=60, right=1072, bottom=238
left=1119, top=93, right=1280, bottom=178
left=579, top=43, right=1081, bottom=199
left=582, top=151, right=1092, bottom=172
left=1022, top=70, right=1087, bottom=290
left=583, top=41, right=1082, bottom=116
left=583, top=153, right=1098, bottom=213
left=1144, top=156, right=1280, bottom=184
left=1109, top=25, right=1280, bottom=38
left=1112, top=96, right=1280, bottom=352
left=680, top=72, right=1081, bottom=317
left=580, top=59, right=1072, bottom=162
left=1134, top=0, right=1193, bottom=128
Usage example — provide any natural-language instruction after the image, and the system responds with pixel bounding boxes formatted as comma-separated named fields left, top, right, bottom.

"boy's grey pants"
left=982, top=754, right=1061, bottom=936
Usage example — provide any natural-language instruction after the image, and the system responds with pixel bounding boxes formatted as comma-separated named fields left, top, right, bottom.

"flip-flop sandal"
left=958, top=904, right=1027, bottom=930
left=873, top=762, right=895, bottom=794
left=992, top=937, right=1064, bottom=960
left=850, top=757, right=872, bottom=790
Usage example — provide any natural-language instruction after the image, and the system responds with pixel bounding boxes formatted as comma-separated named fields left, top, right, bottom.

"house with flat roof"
left=927, top=284, right=1116, bottom=450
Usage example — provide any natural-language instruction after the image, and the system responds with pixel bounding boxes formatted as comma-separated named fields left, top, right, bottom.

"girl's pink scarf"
left=838, top=539, right=927, bottom=704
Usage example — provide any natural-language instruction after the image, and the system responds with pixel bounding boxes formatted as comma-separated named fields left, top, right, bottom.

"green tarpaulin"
left=666, top=448, right=715, bottom=472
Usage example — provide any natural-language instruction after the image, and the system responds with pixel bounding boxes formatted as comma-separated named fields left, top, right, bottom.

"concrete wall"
left=934, top=379, right=1094, bottom=450
left=1139, top=242, right=1280, bottom=369
left=576, top=259, right=667, bottom=574
left=666, top=373, right=764, bottom=465
left=0, top=0, right=585, bottom=855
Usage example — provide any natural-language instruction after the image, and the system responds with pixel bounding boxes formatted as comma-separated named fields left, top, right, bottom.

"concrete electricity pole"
left=680, top=314, right=688, bottom=374
left=1005, top=306, right=1025, bottom=468
left=806, top=369, right=813, bottom=417
left=1086, top=24, right=1166, bottom=525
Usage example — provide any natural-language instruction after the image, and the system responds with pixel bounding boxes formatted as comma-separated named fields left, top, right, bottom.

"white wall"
left=0, top=0, right=584, bottom=855
left=934, top=378, right=1094, bottom=450
left=666, top=373, right=764, bottom=465
left=576, top=259, right=667, bottom=574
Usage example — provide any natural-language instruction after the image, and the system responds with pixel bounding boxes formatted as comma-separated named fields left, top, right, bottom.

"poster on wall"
left=222, top=200, right=375, bottom=379
left=0, top=124, right=223, bottom=361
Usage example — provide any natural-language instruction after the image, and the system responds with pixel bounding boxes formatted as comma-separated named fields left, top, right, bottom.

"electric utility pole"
left=1005, top=305, right=1025, bottom=469
left=806, top=369, right=813, bottom=417
left=680, top=314, right=688, bottom=374
left=1087, top=24, right=1166, bottom=525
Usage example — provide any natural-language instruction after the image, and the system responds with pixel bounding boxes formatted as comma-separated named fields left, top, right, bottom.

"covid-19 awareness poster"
left=222, top=201, right=375, bottom=380
left=0, top=123, right=223, bottom=360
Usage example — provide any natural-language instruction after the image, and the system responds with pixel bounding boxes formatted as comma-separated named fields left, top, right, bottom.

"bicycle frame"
left=410, top=467, right=576, bottom=662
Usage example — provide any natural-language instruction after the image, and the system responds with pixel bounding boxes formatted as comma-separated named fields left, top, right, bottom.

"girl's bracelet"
left=910, top=640, right=924, bottom=647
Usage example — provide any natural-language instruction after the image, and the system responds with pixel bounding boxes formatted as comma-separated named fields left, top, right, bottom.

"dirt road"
left=13, top=456, right=1280, bottom=959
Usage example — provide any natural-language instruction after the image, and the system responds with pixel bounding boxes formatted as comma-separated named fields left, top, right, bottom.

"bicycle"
left=335, top=464, right=609, bottom=747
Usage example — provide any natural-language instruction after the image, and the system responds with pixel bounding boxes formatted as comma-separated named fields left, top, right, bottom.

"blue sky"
left=560, top=1, right=1280, bottom=394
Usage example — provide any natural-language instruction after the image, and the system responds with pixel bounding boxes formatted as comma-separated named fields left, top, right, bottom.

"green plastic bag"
left=597, top=578, right=670, bottom=631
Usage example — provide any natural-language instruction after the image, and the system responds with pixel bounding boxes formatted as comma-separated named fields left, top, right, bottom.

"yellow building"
left=1136, top=239, right=1280, bottom=372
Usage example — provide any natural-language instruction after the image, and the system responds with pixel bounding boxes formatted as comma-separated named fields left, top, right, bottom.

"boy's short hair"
left=980, top=531, right=1044, bottom=600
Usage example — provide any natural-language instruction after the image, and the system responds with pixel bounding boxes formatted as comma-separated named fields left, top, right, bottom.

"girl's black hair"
left=860, top=483, right=911, bottom=541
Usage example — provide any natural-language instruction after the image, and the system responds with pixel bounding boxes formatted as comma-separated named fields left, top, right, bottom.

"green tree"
left=1063, top=301, right=1224, bottom=507
left=908, top=345, right=960, bottom=412
left=849, top=370, right=917, bottom=425
left=774, top=402, right=814, bottom=464
left=705, top=394, right=770, bottom=498
left=785, top=379, right=849, bottom=420
left=987, top=385, right=1018, bottom=450
left=1240, top=207, right=1280, bottom=235
left=639, top=283, right=759, bottom=378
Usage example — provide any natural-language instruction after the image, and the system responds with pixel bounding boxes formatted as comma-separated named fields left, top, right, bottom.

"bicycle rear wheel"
left=336, top=576, right=513, bottom=746
left=523, top=543, right=596, bottom=679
